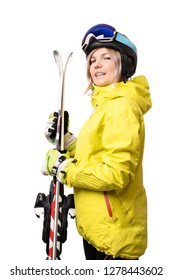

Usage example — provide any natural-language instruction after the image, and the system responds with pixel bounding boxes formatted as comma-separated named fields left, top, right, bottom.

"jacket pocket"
left=104, top=191, right=113, bottom=217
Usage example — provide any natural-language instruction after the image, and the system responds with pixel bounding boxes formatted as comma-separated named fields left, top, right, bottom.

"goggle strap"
left=116, top=33, right=137, bottom=54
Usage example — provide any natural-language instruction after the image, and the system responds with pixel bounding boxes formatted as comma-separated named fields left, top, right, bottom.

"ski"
left=48, top=50, right=73, bottom=260
left=53, top=50, right=73, bottom=150
left=34, top=51, right=73, bottom=260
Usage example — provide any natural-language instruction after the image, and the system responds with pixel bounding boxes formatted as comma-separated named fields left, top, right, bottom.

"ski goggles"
left=82, top=24, right=137, bottom=54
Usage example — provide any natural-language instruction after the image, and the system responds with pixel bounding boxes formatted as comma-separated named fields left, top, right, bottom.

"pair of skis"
left=35, top=50, right=73, bottom=260
left=49, top=51, right=73, bottom=260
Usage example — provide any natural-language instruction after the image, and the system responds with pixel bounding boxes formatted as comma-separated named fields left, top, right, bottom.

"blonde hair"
left=84, top=48, right=122, bottom=94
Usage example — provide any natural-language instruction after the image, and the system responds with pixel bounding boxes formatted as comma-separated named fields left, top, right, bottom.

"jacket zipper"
left=104, top=191, right=113, bottom=217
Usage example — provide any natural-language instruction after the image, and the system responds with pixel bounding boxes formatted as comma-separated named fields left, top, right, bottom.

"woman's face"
left=89, top=48, right=121, bottom=86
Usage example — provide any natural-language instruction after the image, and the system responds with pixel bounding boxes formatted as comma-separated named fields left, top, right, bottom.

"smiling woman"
left=42, top=23, right=152, bottom=260
left=1, top=0, right=171, bottom=269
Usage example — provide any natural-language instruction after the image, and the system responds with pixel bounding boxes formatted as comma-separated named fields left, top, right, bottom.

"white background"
left=0, top=0, right=172, bottom=278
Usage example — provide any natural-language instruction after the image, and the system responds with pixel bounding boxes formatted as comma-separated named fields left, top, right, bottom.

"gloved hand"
left=41, top=149, right=74, bottom=184
left=44, top=111, right=76, bottom=154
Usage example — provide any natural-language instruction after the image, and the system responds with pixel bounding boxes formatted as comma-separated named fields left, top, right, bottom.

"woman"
left=42, top=23, right=152, bottom=260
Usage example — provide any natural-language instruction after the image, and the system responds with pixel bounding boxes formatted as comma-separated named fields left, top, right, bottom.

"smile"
left=95, top=72, right=105, bottom=77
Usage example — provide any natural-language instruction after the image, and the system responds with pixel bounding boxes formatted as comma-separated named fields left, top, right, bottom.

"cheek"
left=109, top=66, right=117, bottom=79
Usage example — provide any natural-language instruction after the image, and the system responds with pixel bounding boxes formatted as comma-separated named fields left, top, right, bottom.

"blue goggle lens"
left=82, top=24, right=116, bottom=47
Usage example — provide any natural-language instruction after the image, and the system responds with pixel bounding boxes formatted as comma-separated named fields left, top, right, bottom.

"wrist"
left=64, top=132, right=77, bottom=152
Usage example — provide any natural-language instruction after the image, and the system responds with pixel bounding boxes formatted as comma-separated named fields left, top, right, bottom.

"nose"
left=94, top=59, right=102, bottom=68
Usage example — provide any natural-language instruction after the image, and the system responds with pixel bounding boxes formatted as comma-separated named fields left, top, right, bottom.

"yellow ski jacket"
left=66, top=75, right=152, bottom=259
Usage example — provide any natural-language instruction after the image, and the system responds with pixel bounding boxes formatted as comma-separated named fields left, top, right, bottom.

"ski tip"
left=69, top=51, right=73, bottom=59
left=53, top=50, right=63, bottom=65
left=67, top=52, right=73, bottom=64
left=53, top=50, right=59, bottom=56
left=53, top=50, right=73, bottom=58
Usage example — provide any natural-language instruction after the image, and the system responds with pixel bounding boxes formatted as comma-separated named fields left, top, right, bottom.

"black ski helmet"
left=81, top=23, right=137, bottom=81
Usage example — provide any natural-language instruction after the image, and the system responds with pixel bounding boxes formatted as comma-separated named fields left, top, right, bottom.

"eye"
left=104, top=56, right=111, bottom=60
left=90, top=58, right=95, bottom=65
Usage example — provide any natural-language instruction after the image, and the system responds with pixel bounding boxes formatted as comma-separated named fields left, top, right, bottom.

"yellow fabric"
left=66, top=76, right=152, bottom=258
left=45, top=149, right=70, bottom=175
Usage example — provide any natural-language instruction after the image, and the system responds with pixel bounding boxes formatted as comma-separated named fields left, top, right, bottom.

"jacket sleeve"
left=66, top=98, right=143, bottom=191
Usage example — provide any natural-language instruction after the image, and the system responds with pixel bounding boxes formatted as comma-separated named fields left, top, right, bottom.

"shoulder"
left=105, top=96, right=142, bottom=122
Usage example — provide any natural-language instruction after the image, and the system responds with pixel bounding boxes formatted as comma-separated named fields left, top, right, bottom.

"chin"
left=94, top=81, right=110, bottom=86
